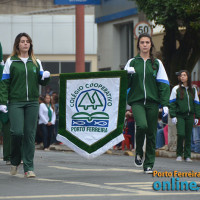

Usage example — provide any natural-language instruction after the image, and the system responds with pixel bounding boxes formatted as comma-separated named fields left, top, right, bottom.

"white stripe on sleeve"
left=156, top=59, right=169, bottom=85
left=124, top=58, right=134, bottom=70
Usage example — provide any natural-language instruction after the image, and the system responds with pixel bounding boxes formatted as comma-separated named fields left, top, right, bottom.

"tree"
left=133, top=0, right=200, bottom=85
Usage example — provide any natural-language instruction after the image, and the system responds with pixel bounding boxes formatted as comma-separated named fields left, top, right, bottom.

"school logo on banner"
left=57, top=71, right=127, bottom=159
left=71, top=86, right=110, bottom=130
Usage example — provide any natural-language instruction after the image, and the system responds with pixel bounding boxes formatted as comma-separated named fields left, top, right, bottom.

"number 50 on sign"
left=134, top=21, right=153, bottom=39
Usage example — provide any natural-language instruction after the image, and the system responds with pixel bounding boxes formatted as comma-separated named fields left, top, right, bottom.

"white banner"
left=57, top=71, right=127, bottom=159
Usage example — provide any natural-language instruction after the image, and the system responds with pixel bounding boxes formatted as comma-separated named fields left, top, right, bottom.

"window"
left=119, top=22, right=134, bottom=67
left=193, top=72, right=196, bottom=81
left=99, top=67, right=111, bottom=71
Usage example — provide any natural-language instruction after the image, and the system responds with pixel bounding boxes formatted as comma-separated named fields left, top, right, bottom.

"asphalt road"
left=0, top=148, right=200, bottom=200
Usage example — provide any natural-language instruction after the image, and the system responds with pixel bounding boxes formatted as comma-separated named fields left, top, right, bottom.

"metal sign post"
left=75, top=5, right=85, bottom=73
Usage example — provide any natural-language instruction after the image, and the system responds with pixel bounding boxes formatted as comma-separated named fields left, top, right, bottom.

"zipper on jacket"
left=24, top=62, right=29, bottom=101
left=143, top=60, right=147, bottom=105
left=185, top=88, right=190, bottom=115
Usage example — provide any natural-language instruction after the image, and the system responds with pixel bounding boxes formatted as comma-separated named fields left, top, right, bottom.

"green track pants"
left=176, top=115, right=194, bottom=159
left=2, top=120, right=11, bottom=161
left=132, top=102, right=159, bottom=169
left=9, top=101, right=39, bottom=173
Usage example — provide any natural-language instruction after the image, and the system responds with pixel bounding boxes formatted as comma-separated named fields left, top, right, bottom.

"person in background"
left=156, top=111, right=165, bottom=149
left=35, top=96, right=45, bottom=145
left=124, top=109, right=135, bottom=150
left=0, top=42, right=11, bottom=165
left=169, top=70, right=200, bottom=162
left=51, top=92, right=59, bottom=144
left=0, top=33, right=50, bottom=178
left=39, top=94, right=56, bottom=151
left=124, top=33, right=170, bottom=174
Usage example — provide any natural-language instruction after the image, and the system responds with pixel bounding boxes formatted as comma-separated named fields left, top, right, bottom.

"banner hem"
left=56, top=133, right=124, bottom=159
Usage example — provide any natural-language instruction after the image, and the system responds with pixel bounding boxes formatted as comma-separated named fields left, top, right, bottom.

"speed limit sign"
left=134, top=21, right=153, bottom=38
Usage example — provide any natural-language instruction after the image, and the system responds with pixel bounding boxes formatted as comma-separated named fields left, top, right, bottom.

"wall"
left=97, top=16, right=138, bottom=70
left=0, top=14, right=98, bottom=93
left=95, top=0, right=137, bottom=21
left=0, top=15, right=97, bottom=55
left=0, top=0, right=56, bottom=14
left=95, top=0, right=138, bottom=70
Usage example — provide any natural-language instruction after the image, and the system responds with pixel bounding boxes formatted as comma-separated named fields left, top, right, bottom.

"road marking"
left=0, top=171, right=137, bottom=193
left=0, top=169, right=199, bottom=199
left=0, top=193, right=176, bottom=199
left=0, top=191, right=199, bottom=199
left=48, top=165, right=143, bottom=173
left=36, top=177, right=137, bottom=193
left=105, top=182, right=153, bottom=185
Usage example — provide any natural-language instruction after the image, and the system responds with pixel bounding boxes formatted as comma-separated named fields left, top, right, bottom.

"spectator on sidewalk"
left=169, top=70, right=200, bottom=162
left=122, top=109, right=135, bottom=150
left=35, top=96, right=45, bottom=145
left=0, top=33, right=50, bottom=178
left=156, top=111, right=165, bottom=149
left=39, top=94, right=56, bottom=151
left=51, top=92, right=59, bottom=144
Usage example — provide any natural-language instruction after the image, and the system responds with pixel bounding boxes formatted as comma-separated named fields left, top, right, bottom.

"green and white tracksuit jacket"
left=0, top=42, right=8, bottom=123
left=0, top=55, right=49, bottom=104
left=124, top=54, right=170, bottom=169
left=169, top=85, right=200, bottom=119
left=169, top=85, right=200, bottom=158
left=0, top=61, right=8, bottom=124
left=124, top=54, right=170, bottom=106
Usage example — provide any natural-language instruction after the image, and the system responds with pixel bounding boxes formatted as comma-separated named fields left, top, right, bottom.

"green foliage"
left=135, top=0, right=200, bottom=29
left=131, top=0, right=200, bottom=84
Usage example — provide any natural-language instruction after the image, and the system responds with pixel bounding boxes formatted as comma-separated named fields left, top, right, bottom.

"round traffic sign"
left=134, top=21, right=153, bottom=38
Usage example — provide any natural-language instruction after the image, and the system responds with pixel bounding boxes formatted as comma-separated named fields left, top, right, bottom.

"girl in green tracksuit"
left=0, top=33, right=50, bottom=178
left=124, top=33, right=170, bottom=174
left=169, top=70, right=200, bottom=162
left=0, top=42, right=11, bottom=165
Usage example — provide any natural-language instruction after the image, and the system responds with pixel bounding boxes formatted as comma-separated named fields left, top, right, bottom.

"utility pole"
left=75, top=5, right=85, bottom=72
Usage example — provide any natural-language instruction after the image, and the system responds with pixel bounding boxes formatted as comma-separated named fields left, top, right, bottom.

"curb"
left=36, top=144, right=200, bottom=160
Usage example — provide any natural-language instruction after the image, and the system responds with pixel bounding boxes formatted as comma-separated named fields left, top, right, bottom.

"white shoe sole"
left=24, top=171, right=36, bottom=178
left=134, top=161, right=143, bottom=168
left=144, top=171, right=153, bottom=174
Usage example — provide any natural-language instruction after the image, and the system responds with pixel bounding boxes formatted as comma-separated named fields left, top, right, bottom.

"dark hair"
left=52, top=94, right=59, bottom=104
left=178, top=70, right=194, bottom=99
left=137, top=33, right=155, bottom=69
left=158, top=111, right=162, bottom=120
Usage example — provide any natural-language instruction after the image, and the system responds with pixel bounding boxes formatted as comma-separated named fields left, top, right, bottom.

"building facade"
left=95, top=0, right=138, bottom=71
left=0, top=2, right=97, bottom=94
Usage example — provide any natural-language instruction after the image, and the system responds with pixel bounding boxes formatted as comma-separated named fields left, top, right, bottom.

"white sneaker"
left=134, top=154, right=143, bottom=167
left=176, top=156, right=182, bottom=161
left=144, top=167, right=153, bottom=174
left=185, top=158, right=192, bottom=162
left=10, top=165, right=18, bottom=175
left=24, top=171, right=36, bottom=178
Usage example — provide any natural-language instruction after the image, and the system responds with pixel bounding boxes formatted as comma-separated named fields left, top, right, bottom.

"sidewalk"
left=35, top=144, right=200, bottom=160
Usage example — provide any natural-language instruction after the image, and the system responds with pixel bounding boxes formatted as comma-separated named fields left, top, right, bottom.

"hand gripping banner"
left=57, top=71, right=128, bottom=159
